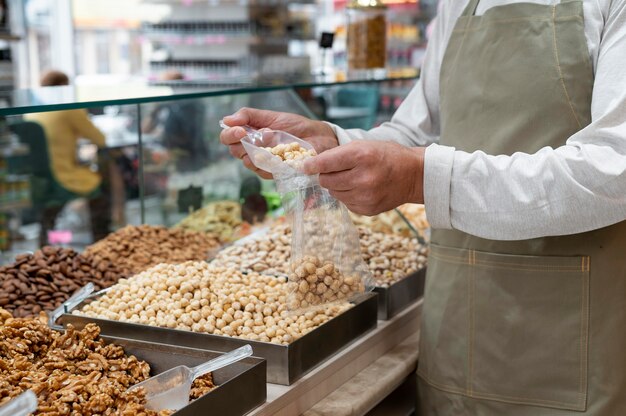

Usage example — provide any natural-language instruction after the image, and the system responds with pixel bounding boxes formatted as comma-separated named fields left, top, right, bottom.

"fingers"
left=223, top=107, right=279, bottom=130
left=228, top=143, right=246, bottom=160
left=243, top=155, right=273, bottom=180
left=318, top=170, right=357, bottom=192
left=303, top=145, right=357, bottom=175
left=220, top=126, right=247, bottom=146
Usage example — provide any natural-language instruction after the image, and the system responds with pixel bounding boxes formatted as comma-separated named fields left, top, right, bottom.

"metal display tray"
left=373, top=267, right=426, bottom=320
left=59, top=292, right=378, bottom=385
left=99, top=336, right=266, bottom=416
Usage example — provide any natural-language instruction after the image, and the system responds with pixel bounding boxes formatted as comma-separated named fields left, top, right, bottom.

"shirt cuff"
left=424, top=143, right=455, bottom=229
left=324, top=121, right=355, bottom=146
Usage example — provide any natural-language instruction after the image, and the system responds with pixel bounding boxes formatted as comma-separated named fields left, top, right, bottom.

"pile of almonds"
left=267, top=142, right=316, bottom=169
left=0, top=247, right=124, bottom=318
left=212, top=224, right=292, bottom=276
left=84, top=225, right=221, bottom=276
left=358, top=227, right=428, bottom=287
left=213, top=223, right=428, bottom=288
left=77, top=262, right=352, bottom=345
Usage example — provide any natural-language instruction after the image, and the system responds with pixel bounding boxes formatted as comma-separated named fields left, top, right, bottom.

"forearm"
left=425, top=134, right=626, bottom=240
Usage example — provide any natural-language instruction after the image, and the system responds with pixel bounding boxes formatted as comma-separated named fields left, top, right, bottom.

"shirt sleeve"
left=327, top=6, right=449, bottom=147
left=426, top=0, right=626, bottom=240
left=70, top=109, right=106, bottom=147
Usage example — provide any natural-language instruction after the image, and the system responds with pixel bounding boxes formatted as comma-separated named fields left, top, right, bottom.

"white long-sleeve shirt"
left=331, top=0, right=626, bottom=241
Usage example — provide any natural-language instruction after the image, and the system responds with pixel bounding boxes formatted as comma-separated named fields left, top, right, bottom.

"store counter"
left=250, top=299, right=422, bottom=416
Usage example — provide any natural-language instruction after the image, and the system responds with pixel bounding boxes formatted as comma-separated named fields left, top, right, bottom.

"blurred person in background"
left=26, top=70, right=110, bottom=245
left=142, top=71, right=210, bottom=172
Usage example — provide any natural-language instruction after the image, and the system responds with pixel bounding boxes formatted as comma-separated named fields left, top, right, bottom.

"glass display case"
left=0, top=72, right=418, bottom=262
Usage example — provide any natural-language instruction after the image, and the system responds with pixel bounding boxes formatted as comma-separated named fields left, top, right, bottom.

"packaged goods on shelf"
left=0, top=247, right=124, bottom=318
left=76, top=262, right=353, bottom=346
left=175, top=200, right=245, bottom=243
left=83, top=225, right=221, bottom=277
left=0, top=311, right=216, bottom=415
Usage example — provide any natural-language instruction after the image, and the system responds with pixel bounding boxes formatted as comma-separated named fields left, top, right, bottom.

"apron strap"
left=462, top=0, right=481, bottom=16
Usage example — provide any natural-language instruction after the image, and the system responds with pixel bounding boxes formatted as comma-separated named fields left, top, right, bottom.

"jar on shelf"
left=346, top=0, right=388, bottom=76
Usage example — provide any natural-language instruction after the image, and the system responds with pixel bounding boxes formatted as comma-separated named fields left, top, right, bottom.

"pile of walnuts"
left=0, top=310, right=215, bottom=415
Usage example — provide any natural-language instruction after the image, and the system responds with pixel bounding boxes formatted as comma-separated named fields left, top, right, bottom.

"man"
left=221, top=0, right=626, bottom=414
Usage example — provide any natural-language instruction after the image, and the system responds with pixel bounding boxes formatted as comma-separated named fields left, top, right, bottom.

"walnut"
left=0, top=314, right=218, bottom=415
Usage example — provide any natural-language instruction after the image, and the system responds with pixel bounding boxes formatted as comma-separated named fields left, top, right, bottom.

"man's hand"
left=220, top=108, right=339, bottom=179
left=304, top=141, right=425, bottom=216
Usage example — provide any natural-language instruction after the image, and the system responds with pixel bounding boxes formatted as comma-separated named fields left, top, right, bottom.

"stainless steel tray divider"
left=58, top=292, right=378, bottom=385
left=99, top=336, right=266, bottom=416
left=373, top=267, right=426, bottom=320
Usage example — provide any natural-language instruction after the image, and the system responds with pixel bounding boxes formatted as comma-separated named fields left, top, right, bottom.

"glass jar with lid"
left=346, top=0, right=388, bottom=76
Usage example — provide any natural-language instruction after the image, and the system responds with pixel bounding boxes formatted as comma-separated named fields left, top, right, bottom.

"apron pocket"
left=419, top=245, right=589, bottom=411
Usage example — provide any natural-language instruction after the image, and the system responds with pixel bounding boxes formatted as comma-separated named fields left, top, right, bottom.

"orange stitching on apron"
left=417, top=370, right=469, bottom=396
left=419, top=372, right=584, bottom=409
left=430, top=254, right=584, bottom=272
left=452, top=15, right=582, bottom=33
left=468, top=249, right=476, bottom=395
left=551, top=5, right=583, bottom=129
left=430, top=249, right=584, bottom=269
left=579, top=256, right=590, bottom=405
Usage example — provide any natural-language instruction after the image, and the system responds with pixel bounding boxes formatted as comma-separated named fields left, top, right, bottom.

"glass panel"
left=0, top=73, right=419, bottom=117
left=137, top=89, right=317, bottom=241
left=295, top=77, right=417, bottom=130
left=0, top=104, right=140, bottom=262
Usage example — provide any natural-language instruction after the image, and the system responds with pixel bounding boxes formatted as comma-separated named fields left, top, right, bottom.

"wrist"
left=408, top=147, right=425, bottom=204
left=310, top=120, right=340, bottom=152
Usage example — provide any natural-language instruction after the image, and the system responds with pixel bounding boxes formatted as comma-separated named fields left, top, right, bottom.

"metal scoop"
left=128, top=345, right=253, bottom=412
left=0, top=390, right=37, bottom=416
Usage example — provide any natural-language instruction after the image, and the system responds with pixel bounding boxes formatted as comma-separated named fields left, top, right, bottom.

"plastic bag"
left=221, top=121, right=372, bottom=312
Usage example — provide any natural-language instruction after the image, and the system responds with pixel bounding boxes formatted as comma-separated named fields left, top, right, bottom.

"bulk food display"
left=0, top=308, right=267, bottom=416
left=175, top=201, right=247, bottom=243
left=0, top=247, right=123, bottom=318
left=76, top=262, right=353, bottom=345
left=351, top=204, right=430, bottom=240
left=83, top=225, right=221, bottom=277
left=358, top=227, right=427, bottom=288
left=213, top=222, right=428, bottom=288
left=0, top=311, right=214, bottom=415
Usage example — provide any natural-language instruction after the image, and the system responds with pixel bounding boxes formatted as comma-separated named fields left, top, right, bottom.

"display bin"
left=58, top=292, right=378, bottom=385
left=373, top=267, right=426, bottom=320
left=97, top=336, right=266, bottom=415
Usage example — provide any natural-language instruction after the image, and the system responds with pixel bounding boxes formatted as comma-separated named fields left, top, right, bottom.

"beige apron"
left=417, top=0, right=626, bottom=414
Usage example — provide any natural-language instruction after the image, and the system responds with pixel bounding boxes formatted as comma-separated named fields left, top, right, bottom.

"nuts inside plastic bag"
left=221, top=122, right=373, bottom=312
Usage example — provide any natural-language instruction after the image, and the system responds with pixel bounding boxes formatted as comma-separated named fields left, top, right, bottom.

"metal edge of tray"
left=286, top=291, right=378, bottom=384
left=373, top=267, right=426, bottom=320
left=58, top=292, right=378, bottom=385
left=98, top=336, right=267, bottom=416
